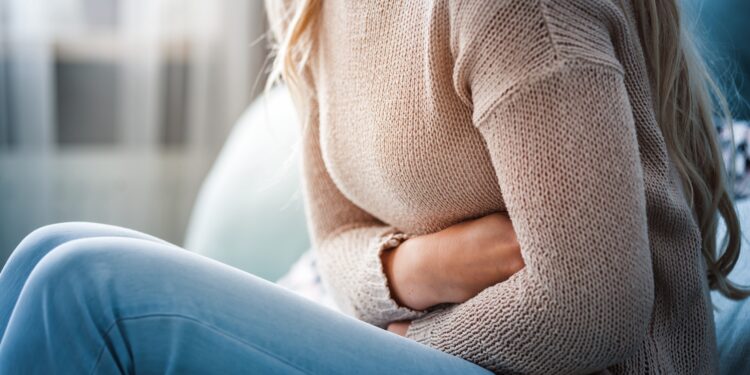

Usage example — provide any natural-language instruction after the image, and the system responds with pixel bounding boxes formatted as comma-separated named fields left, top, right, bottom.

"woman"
left=1, top=0, right=747, bottom=373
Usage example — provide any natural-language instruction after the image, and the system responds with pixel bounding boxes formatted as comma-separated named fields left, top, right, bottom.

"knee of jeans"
left=10, top=223, right=89, bottom=264
left=25, top=238, right=121, bottom=296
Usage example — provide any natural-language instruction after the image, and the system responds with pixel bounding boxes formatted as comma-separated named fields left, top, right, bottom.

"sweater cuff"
left=359, top=230, right=428, bottom=326
left=404, top=305, right=454, bottom=347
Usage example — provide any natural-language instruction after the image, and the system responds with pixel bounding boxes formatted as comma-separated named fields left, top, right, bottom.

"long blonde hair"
left=633, top=1, right=748, bottom=299
left=264, top=0, right=321, bottom=112
left=266, top=0, right=749, bottom=299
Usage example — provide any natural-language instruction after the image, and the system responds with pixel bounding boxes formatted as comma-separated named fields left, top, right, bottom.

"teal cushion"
left=184, top=86, right=309, bottom=281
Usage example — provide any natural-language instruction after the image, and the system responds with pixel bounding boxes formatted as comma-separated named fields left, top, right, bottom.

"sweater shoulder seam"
left=538, top=0, right=562, bottom=62
left=474, top=59, right=625, bottom=129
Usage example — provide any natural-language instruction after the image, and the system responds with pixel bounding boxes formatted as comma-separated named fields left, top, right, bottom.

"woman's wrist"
left=411, top=230, right=467, bottom=305
left=382, top=235, right=446, bottom=311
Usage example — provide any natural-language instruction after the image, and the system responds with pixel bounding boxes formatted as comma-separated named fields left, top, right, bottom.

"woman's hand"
left=382, top=212, right=524, bottom=311
left=387, top=321, right=410, bottom=336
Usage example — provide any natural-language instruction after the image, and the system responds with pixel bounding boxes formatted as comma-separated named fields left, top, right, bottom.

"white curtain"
left=2, top=0, right=55, bottom=148
left=0, top=0, right=269, bottom=151
left=0, top=0, right=271, bottom=259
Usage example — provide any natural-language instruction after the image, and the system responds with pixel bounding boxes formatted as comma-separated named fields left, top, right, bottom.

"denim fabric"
left=0, top=222, right=491, bottom=375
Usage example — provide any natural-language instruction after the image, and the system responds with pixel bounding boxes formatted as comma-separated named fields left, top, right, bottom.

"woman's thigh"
left=0, top=233, right=491, bottom=374
left=0, top=222, right=175, bottom=338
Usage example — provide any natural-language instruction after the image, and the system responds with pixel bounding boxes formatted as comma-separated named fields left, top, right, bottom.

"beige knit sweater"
left=276, top=0, right=718, bottom=373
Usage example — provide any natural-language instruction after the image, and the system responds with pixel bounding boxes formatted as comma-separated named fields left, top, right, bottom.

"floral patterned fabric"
left=275, top=249, right=339, bottom=311
left=718, top=120, right=750, bottom=199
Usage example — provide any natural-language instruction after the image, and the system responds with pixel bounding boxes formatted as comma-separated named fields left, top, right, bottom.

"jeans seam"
left=89, top=313, right=311, bottom=375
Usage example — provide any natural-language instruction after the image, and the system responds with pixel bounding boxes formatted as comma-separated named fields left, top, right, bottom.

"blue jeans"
left=0, top=222, right=491, bottom=374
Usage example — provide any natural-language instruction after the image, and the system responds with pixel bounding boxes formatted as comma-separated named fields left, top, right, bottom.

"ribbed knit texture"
left=275, top=0, right=719, bottom=373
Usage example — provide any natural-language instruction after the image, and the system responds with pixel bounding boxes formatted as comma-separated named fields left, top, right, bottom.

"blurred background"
left=0, top=0, right=271, bottom=267
left=0, top=0, right=749, bottom=273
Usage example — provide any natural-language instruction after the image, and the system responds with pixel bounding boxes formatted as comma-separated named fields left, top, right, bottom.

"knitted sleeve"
left=404, top=2, right=654, bottom=373
left=299, top=104, right=428, bottom=328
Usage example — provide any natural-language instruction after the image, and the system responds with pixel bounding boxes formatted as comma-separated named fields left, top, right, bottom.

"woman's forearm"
left=382, top=213, right=525, bottom=311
